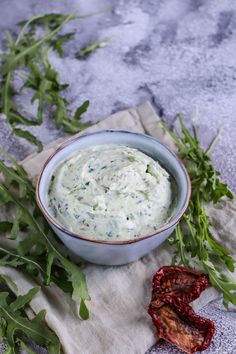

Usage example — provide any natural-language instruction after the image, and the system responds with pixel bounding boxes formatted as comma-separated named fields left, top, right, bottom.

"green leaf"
left=10, top=212, right=21, bottom=240
left=1, top=12, right=92, bottom=151
left=0, top=275, right=18, bottom=293
left=8, top=110, right=39, bottom=126
left=0, top=185, right=12, bottom=205
left=18, top=13, right=76, bottom=30
left=62, top=118, right=91, bottom=134
left=2, top=344, right=15, bottom=354
left=79, top=299, right=89, bottom=320
left=0, top=222, right=13, bottom=234
left=60, top=258, right=90, bottom=304
left=35, top=78, right=52, bottom=124
left=1, top=14, right=74, bottom=74
left=45, top=252, right=55, bottom=285
left=0, top=290, right=60, bottom=352
left=0, top=180, right=90, bottom=315
left=0, top=160, right=33, bottom=201
left=17, top=236, right=38, bottom=256
left=0, top=318, right=7, bottom=342
left=52, top=32, right=75, bottom=57
left=0, top=146, right=29, bottom=181
left=5, top=31, right=15, bottom=50
left=0, top=254, right=25, bottom=268
left=74, top=100, right=90, bottom=120
left=2, top=72, right=12, bottom=117
left=212, top=179, right=234, bottom=203
left=163, top=115, right=236, bottom=308
left=31, top=309, right=46, bottom=323
left=17, top=340, right=37, bottom=354
left=76, top=38, right=109, bottom=58
left=203, top=262, right=236, bottom=307
left=27, top=62, right=41, bottom=81
left=10, top=287, right=40, bottom=312
left=206, top=234, right=235, bottom=272
left=0, top=247, right=42, bottom=272
left=54, top=97, right=66, bottom=128
left=13, top=128, right=43, bottom=152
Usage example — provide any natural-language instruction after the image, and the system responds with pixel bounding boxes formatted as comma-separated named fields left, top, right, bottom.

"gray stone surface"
left=0, top=0, right=236, bottom=353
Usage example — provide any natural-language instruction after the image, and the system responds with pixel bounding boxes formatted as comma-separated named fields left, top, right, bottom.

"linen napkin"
left=1, top=102, right=235, bottom=354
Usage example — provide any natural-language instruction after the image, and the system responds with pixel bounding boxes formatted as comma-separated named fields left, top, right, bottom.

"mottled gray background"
left=0, top=0, right=236, bottom=353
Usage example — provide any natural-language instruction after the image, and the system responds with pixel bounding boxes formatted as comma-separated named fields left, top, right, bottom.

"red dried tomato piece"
left=151, top=266, right=209, bottom=304
left=148, top=266, right=215, bottom=354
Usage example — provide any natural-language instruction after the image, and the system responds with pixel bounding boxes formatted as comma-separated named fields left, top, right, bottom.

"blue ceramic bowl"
left=36, top=130, right=191, bottom=265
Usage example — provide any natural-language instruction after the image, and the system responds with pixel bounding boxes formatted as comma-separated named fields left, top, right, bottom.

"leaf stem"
left=2, top=72, right=12, bottom=117
left=206, top=129, right=221, bottom=155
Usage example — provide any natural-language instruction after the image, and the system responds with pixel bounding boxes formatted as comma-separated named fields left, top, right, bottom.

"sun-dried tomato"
left=151, top=266, right=209, bottom=304
left=148, top=266, right=215, bottom=354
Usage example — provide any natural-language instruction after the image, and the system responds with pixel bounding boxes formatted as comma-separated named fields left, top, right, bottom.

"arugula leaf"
left=0, top=152, right=90, bottom=316
left=18, top=13, right=76, bottom=30
left=164, top=115, right=236, bottom=307
left=51, top=32, right=75, bottom=57
left=74, top=100, right=90, bottom=120
left=0, top=222, right=13, bottom=234
left=0, top=289, right=60, bottom=353
left=45, top=252, right=55, bottom=285
left=62, top=118, right=91, bottom=134
left=0, top=246, right=72, bottom=294
left=79, top=299, right=90, bottom=320
left=13, top=128, right=43, bottom=152
left=76, top=38, right=109, bottom=58
left=33, top=78, right=52, bottom=124
left=0, top=273, right=59, bottom=353
left=1, top=14, right=74, bottom=75
left=54, top=96, right=66, bottom=128
left=9, top=287, right=40, bottom=312
left=8, top=110, right=40, bottom=126
left=203, top=260, right=236, bottom=308
left=17, top=340, right=37, bottom=354
left=0, top=159, right=34, bottom=200
left=61, top=100, right=91, bottom=134
left=9, top=211, right=21, bottom=240
left=2, top=73, right=12, bottom=116
left=1, top=12, right=91, bottom=151
left=0, top=275, right=17, bottom=293
left=0, top=183, right=90, bottom=302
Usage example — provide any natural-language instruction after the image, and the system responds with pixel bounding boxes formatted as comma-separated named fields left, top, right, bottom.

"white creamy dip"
left=48, top=144, right=173, bottom=241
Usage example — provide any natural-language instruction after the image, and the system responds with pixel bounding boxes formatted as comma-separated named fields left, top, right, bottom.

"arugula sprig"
left=0, top=277, right=60, bottom=354
left=0, top=149, right=90, bottom=319
left=0, top=13, right=91, bottom=152
left=1, top=14, right=75, bottom=75
left=164, top=115, right=236, bottom=307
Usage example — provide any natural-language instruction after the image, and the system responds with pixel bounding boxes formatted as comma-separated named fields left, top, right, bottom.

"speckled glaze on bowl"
left=36, top=130, right=191, bottom=266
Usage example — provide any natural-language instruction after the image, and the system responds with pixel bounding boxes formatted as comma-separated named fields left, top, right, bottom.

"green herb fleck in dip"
left=47, top=145, right=173, bottom=240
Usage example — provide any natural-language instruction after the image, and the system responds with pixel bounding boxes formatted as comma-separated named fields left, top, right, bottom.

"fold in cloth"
left=0, top=102, right=235, bottom=354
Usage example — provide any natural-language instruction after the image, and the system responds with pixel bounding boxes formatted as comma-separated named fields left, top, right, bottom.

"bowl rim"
left=36, top=130, right=191, bottom=245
